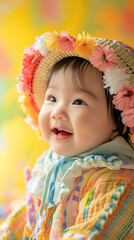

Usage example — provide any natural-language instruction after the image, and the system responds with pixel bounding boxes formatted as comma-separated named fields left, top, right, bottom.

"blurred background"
left=0, top=0, right=134, bottom=215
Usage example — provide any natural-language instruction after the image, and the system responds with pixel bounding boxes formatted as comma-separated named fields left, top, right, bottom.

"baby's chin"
left=52, top=147, right=89, bottom=158
left=52, top=148, right=79, bottom=158
left=51, top=137, right=113, bottom=157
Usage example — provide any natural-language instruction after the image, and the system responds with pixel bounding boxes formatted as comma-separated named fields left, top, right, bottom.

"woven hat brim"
left=33, top=50, right=81, bottom=110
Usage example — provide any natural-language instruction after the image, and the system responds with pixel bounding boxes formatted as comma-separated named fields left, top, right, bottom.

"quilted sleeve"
left=62, top=169, right=134, bottom=240
left=0, top=204, right=27, bottom=240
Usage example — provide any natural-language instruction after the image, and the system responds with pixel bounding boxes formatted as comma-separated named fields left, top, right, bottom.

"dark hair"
left=47, top=56, right=129, bottom=141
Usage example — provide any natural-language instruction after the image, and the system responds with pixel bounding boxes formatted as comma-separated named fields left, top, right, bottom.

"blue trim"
left=48, top=157, right=77, bottom=204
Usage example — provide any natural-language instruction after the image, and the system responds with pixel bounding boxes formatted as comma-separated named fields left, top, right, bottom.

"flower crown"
left=17, top=30, right=134, bottom=143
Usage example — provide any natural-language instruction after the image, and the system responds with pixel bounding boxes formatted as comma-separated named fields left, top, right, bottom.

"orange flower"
left=131, top=134, right=134, bottom=143
left=75, top=32, right=97, bottom=57
left=129, top=128, right=134, bottom=143
left=43, top=31, right=60, bottom=51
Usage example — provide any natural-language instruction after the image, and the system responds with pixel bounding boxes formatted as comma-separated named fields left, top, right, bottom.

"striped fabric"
left=44, top=168, right=134, bottom=240
left=1, top=167, right=134, bottom=239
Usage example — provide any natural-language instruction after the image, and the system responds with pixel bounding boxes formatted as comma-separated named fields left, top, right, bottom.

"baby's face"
left=39, top=66, right=115, bottom=157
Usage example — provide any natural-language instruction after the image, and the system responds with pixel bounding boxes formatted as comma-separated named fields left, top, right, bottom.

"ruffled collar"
left=27, top=137, right=134, bottom=214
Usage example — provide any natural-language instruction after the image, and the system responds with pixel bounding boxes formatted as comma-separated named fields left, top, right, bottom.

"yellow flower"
left=18, top=94, right=39, bottom=122
left=75, top=32, right=97, bottom=57
left=43, top=31, right=60, bottom=51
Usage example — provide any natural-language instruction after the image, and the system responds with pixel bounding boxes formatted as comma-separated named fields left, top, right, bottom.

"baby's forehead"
left=48, top=62, right=104, bottom=94
left=63, top=62, right=103, bottom=88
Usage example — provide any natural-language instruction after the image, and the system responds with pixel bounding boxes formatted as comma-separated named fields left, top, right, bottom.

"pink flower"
left=90, top=45, right=118, bottom=71
left=17, top=82, right=30, bottom=94
left=23, top=46, right=38, bottom=64
left=58, top=30, right=76, bottom=51
left=113, top=85, right=134, bottom=111
left=17, top=72, right=32, bottom=93
left=24, top=116, right=39, bottom=130
left=121, top=108, right=134, bottom=128
left=17, top=46, right=43, bottom=94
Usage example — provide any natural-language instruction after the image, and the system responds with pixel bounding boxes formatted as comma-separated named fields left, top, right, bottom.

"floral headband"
left=17, top=31, right=134, bottom=144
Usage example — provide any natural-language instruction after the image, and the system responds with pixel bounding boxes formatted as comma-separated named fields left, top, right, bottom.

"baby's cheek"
left=38, top=111, right=47, bottom=131
left=76, top=120, right=94, bottom=139
left=38, top=113, right=42, bottom=128
left=80, top=116, right=94, bottom=128
left=38, top=114, right=44, bottom=128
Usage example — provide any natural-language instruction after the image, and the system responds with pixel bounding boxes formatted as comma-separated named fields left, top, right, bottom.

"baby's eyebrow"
left=47, top=85, right=96, bottom=100
left=76, top=88, right=97, bottom=100
left=47, top=85, right=58, bottom=91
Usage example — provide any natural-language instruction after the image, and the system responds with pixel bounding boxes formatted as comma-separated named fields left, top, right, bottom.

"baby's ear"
left=110, top=128, right=119, bottom=141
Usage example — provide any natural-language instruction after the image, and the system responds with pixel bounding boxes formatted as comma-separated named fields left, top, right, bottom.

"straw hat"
left=17, top=31, right=134, bottom=144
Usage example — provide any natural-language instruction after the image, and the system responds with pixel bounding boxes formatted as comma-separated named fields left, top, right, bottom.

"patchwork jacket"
left=0, top=136, right=134, bottom=240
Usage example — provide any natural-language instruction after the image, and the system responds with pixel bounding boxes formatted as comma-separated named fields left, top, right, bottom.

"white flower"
left=103, top=66, right=131, bottom=94
left=34, top=33, right=49, bottom=56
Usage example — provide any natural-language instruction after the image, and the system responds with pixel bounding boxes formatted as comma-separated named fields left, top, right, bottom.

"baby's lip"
left=51, top=127, right=73, bottom=135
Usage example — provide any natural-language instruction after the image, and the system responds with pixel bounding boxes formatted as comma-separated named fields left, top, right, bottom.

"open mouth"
left=52, top=128, right=73, bottom=136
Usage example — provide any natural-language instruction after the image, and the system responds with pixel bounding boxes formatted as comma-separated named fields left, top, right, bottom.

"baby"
left=0, top=31, right=134, bottom=240
left=39, top=57, right=117, bottom=157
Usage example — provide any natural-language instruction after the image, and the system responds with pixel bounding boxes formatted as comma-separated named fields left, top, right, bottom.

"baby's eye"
left=73, top=99, right=87, bottom=105
left=48, top=95, right=56, bottom=102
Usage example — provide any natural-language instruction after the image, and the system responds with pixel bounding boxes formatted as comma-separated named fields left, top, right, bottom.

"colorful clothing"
left=0, top=136, right=134, bottom=240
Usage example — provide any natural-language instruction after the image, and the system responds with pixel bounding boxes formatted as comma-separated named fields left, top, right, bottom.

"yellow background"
left=0, top=0, right=134, bottom=205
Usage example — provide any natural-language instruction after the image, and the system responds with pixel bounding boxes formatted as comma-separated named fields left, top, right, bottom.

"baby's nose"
left=51, top=108, right=67, bottom=120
